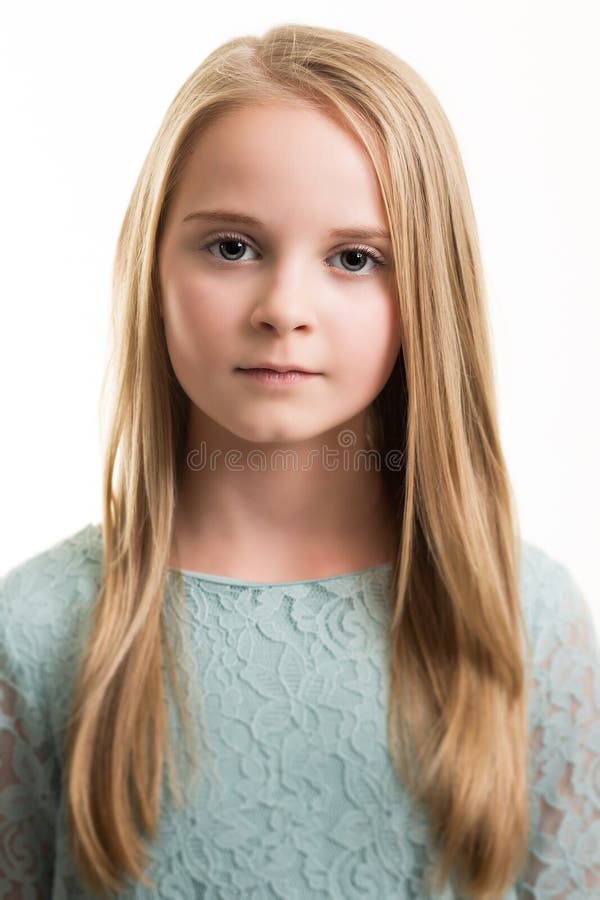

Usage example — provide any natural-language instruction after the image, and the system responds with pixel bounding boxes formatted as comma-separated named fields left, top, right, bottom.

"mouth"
left=237, top=368, right=317, bottom=374
left=235, top=368, right=321, bottom=385
left=236, top=362, right=321, bottom=374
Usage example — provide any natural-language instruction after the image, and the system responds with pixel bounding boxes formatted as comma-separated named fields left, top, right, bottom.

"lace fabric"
left=0, top=524, right=599, bottom=898
left=518, top=547, right=600, bottom=898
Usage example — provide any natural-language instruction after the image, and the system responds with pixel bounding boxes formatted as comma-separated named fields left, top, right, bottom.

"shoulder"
left=0, top=523, right=104, bottom=710
left=0, top=522, right=103, bottom=626
left=518, top=538, right=593, bottom=643
left=518, top=539, right=599, bottom=732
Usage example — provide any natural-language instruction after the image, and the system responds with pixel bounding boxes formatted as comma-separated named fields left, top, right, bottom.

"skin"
left=158, top=100, right=402, bottom=581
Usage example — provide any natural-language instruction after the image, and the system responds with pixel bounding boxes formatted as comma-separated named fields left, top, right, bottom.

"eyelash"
left=197, top=230, right=386, bottom=275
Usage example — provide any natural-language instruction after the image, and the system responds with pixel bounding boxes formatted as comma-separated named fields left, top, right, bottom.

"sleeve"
left=518, top=564, right=600, bottom=898
left=0, top=573, right=56, bottom=897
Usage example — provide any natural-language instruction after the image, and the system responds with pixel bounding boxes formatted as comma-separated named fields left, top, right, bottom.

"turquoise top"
left=1, top=523, right=599, bottom=898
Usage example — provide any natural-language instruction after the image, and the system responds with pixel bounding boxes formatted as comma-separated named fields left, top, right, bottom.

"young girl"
left=1, top=22, right=598, bottom=900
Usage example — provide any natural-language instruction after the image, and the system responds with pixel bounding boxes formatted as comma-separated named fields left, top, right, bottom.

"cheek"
left=373, top=285, right=402, bottom=373
left=338, top=293, right=401, bottom=382
left=163, top=272, right=234, bottom=361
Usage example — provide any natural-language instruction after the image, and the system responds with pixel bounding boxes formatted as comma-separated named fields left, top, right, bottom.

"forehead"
left=169, top=102, right=387, bottom=229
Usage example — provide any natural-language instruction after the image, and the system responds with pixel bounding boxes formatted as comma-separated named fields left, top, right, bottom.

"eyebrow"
left=180, top=208, right=391, bottom=242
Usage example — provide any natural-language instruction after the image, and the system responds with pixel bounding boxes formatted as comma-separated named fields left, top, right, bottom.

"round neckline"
left=89, top=522, right=392, bottom=588
left=166, top=560, right=393, bottom=588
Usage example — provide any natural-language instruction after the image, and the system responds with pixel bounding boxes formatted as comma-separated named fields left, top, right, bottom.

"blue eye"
left=200, top=231, right=385, bottom=274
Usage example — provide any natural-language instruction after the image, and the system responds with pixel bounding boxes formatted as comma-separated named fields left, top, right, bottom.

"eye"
left=203, top=232, right=259, bottom=262
left=199, top=231, right=386, bottom=275
left=327, top=246, right=385, bottom=275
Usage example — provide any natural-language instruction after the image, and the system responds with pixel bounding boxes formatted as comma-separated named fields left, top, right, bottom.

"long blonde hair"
left=64, top=23, right=532, bottom=898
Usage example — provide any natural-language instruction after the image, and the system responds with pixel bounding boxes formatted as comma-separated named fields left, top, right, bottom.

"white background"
left=1, top=1, right=598, bottom=628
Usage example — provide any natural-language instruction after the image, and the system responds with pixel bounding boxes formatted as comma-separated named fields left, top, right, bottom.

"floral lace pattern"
left=1, top=524, right=599, bottom=898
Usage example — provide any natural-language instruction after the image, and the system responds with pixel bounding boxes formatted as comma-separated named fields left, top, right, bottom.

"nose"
left=248, top=265, right=317, bottom=335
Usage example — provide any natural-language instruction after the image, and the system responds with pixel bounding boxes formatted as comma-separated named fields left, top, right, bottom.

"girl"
left=1, top=22, right=599, bottom=900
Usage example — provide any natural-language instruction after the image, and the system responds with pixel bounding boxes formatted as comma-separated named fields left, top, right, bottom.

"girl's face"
left=158, top=101, right=402, bottom=448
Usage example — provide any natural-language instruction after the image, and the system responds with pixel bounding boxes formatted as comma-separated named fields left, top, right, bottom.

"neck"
left=169, top=413, right=397, bottom=578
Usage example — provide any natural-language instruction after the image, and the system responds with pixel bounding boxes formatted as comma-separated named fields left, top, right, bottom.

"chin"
left=236, top=428, right=315, bottom=446
left=229, top=415, right=323, bottom=445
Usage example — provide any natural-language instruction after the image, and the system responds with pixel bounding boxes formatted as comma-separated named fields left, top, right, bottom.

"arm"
left=1, top=623, right=56, bottom=896
left=518, top=566, right=600, bottom=898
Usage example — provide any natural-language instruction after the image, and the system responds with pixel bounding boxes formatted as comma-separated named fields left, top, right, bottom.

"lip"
left=236, top=362, right=320, bottom=374
left=237, top=369, right=320, bottom=386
